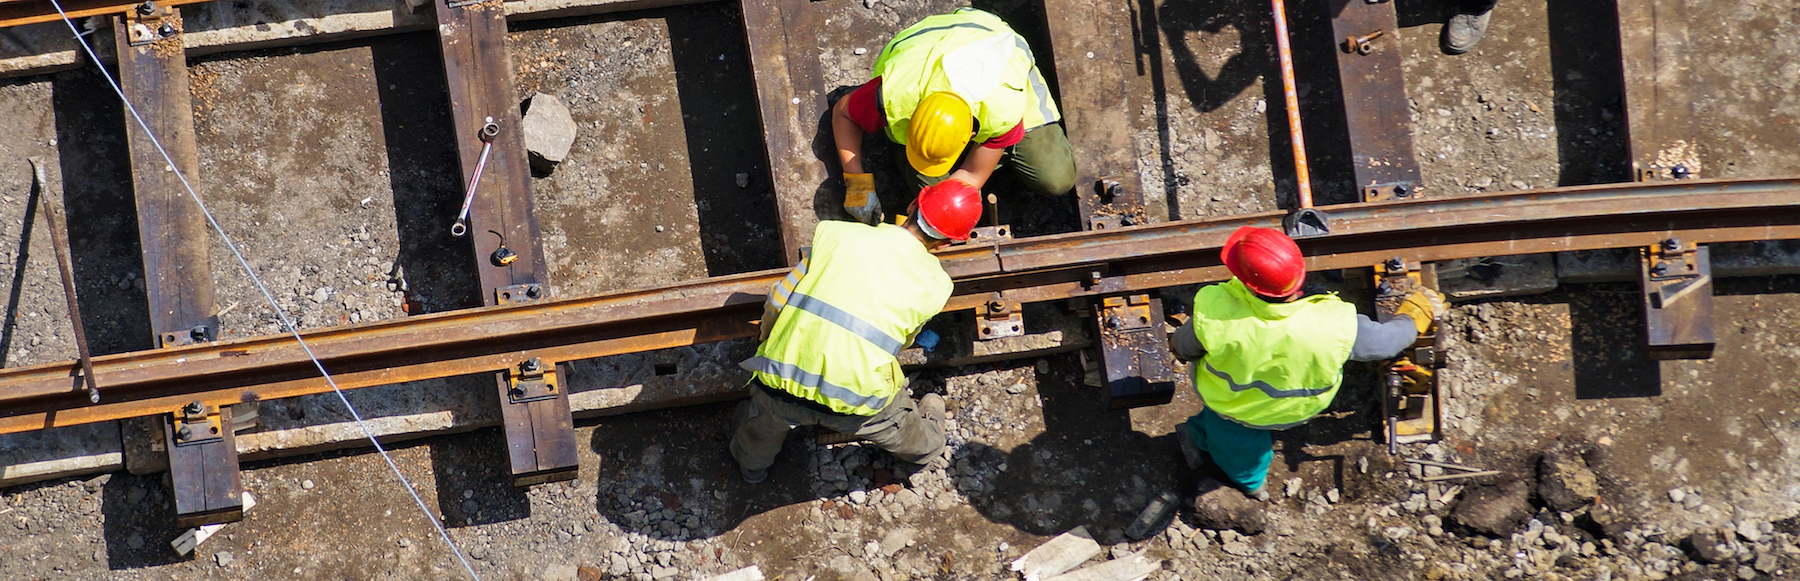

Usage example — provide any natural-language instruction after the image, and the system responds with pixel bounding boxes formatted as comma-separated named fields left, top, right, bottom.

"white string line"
left=44, top=7, right=481, bottom=580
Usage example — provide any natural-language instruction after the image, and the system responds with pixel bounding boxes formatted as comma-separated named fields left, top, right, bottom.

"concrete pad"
left=1558, top=241, right=1800, bottom=284
left=0, top=421, right=122, bottom=487
left=1436, top=254, right=1559, bottom=301
left=0, top=22, right=85, bottom=78
left=1011, top=525, right=1101, bottom=581
left=901, top=304, right=1093, bottom=368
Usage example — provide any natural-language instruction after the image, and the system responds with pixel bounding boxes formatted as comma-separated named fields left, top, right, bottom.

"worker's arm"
left=1170, top=316, right=1205, bottom=362
left=946, top=145, right=1004, bottom=189
left=758, top=251, right=811, bottom=342
left=832, top=96, right=867, bottom=174
left=1348, top=314, right=1418, bottom=362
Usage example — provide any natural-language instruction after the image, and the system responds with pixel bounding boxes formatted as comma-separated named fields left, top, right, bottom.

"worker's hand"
left=1392, top=288, right=1447, bottom=335
left=843, top=172, right=881, bottom=225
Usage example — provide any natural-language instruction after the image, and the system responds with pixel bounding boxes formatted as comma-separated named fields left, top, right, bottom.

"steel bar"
left=1422, top=470, right=1502, bottom=482
left=740, top=0, right=826, bottom=264
left=434, top=0, right=576, bottom=487
left=0, top=178, right=1797, bottom=434
left=0, top=0, right=212, bottom=29
left=30, top=158, right=99, bottom=404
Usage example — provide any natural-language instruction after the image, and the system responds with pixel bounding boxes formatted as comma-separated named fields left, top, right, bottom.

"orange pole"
left=1270, top=0, right=1313, bottom=209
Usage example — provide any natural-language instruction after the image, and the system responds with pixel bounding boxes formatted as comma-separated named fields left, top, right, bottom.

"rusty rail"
left=0, top=177, right=1797, bottom=434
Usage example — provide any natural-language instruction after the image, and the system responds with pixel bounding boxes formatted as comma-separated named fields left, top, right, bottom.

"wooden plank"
left=740, top=0, right=825, bottom=264
left=114, top=10, right=240, bottom=528
left=115, top=10, right=218, bottom=345
left=1617, top=0, right=1696, bottom=181
left=1327, top=0, right=1422, bottom=200
left=433, top=0, right=577, bottom=487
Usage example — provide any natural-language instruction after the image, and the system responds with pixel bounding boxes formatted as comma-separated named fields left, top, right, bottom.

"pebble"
left=735, top=173, right=750, bottom=188
left=1667, top=488, right=1685, bottom=503
left=215, top=551, right=234, bottom=567
left=301, top=479, right=315, bottom=490
left=853, top=47, right=868, bottom=55
left=849, top=490, right=868, bottom=504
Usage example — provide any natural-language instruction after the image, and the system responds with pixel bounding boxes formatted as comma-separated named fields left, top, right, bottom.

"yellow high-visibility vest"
left=1190, top=278, right=1358, bottom=429
left=871, top=8, right=1061, bottom=146
left=743, top=221, right=952, bottom=415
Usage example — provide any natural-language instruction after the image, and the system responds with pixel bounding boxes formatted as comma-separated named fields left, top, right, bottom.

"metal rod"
left=1422, top=470, right=1502, bottom=482
left=1270, top=0, right=1313, bottom=208
left=29, top=158, right=100, bottom=404
left=1402, top=457, right=1486, bottom=471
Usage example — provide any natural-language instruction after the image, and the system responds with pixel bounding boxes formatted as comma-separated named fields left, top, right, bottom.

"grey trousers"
left=729, top=385, right=945, bottom=472
left=899, top=122, right=1078, bottom=197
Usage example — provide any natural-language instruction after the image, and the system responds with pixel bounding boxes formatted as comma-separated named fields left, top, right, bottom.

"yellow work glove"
left=1392, top=288, right=1447, bottom=335
left=843, top=172, right=881, bottom=225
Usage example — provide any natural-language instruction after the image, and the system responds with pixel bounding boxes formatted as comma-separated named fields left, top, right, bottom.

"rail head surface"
left=1, top=177, right=1797, bottom=434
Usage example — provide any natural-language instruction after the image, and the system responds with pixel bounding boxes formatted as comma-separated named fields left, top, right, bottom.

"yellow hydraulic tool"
left=1374, top=258, right=1448, bottom=454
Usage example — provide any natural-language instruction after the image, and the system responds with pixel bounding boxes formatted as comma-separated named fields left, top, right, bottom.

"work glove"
left=1392, top=287, right=1447, bottom=335
left=843, top=172, right=882, bottom=225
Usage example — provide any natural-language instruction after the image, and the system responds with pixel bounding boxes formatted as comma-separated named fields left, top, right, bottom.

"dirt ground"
left=0, top=0, right=1796, bottom=580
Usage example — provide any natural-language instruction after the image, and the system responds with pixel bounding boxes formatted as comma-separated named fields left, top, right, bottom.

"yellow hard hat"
left=905, top=92, right=973, bottom=177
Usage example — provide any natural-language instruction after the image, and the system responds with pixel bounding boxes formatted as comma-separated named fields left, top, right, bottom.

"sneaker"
left=740, top=466, right=768, bottom=485
left=1243, top=484, right=1270, bottom=502
left=1176, top=423, right=1204, bottom=470
left=1442, top=8, right=1493, bottom=54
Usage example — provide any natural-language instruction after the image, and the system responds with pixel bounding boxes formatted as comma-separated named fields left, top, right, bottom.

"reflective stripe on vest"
left=873, top=9, right=1060, bottom=145
left=742, top=356, right=892, bottom=411
left=1189, top=278, right=1358, bottom=429
left=1201, top=360, right=1334, bottom=399
left=786, top=291, right=905, bottom=356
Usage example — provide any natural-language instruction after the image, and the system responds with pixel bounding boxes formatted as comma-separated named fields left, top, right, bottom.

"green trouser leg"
left=1181, top=407, right=1274, bottom=492
left=896, top=122, right=1078, bottom=197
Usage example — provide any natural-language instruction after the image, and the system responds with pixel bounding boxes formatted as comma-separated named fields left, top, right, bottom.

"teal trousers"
left=1182, top=407, right=1274, bottom=492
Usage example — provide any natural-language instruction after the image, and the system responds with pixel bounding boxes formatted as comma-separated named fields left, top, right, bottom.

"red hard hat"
left=1221, top=226, right=1305, bottom=297
left=915, top=179, right=982, bottom=241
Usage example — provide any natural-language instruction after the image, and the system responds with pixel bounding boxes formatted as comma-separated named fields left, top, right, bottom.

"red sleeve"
left=981, top=120, right=1026, bottom=149
left=845, top=77, right=886, bottom=133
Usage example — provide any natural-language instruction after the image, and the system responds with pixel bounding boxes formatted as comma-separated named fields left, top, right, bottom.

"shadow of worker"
left=949, top=361, right=1194, bottom=543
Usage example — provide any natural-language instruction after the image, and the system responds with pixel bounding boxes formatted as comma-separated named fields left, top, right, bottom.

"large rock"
left=1190, top=479, right=1266, bottom=535
left=1684, top=529, right=1736, bottom=564
left=1536, top=448, right=1599, bottom=512
left=522, top=93, right=578, bottom=174
left=1450, top=478, right=1532, bottom=537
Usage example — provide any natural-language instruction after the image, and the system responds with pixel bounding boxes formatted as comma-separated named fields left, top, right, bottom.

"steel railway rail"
left=0, top=176, right=1795, bottom=435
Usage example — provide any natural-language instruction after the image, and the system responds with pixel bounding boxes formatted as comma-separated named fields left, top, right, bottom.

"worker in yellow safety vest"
left=833, top=8, right=1077, bottom=225
left=730, top=180, right=986, bottom=484
left=1172, top=227, right=1445, bottom=499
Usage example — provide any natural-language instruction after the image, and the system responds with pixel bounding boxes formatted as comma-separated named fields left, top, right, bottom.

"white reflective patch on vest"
left=941, top=35, right=1013, bottom=103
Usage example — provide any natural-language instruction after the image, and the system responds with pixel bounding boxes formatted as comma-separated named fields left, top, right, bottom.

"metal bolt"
left=987, top=299, right=1007, bottom=313
left=184, top=400, right=205, bottom=416
left=1385, top=257, right=1406, bottom=272
left=1670, top=165, right=1690, bottom=179
left=525, top=284, right=542, bottom=299
left=1662, top=238, right=1682, bottom=252
left=520, top=359, right=540, bottom=373
left=1393, top=184, right=1410, bottom=197
left=1651, top=262, right=1669, bottom=276
left=135, top=1, right=156, bottom=15
left=190, top=324, right=209, bottom=342
left=157, top=23, right=175, bottom=37
left=176, top=425, right=192, bottom=440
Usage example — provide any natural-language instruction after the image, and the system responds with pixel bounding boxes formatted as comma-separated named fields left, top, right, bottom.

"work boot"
left=1176, top=422, right=1204, bottom=470
left=920, top=393, right=946, bottom=426
left=1243, top=484, right=1270, bottom=502
left=1442, top=6, right=1494, bottom=54
left=740, top=466, right=768, bottom=485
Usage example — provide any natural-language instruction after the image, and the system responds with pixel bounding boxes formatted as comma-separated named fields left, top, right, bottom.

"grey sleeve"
left=1171, top=317, right=1205, bottom=361
left=1349, top=314, right=1418, bottom=362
